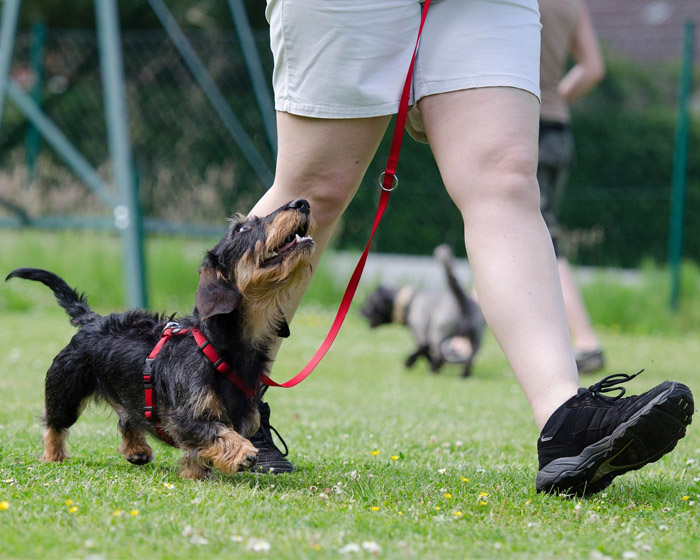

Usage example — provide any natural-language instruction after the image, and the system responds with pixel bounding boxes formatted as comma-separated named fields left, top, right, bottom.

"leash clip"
left=378, top=171, right=399, bottom=192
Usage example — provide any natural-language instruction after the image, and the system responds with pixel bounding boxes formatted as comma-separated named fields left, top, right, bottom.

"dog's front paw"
left=125, top=450, right=154, bottom=465
left=118, top=440, right=154, bottom=466
left=201, top=430, right=258, bottom=474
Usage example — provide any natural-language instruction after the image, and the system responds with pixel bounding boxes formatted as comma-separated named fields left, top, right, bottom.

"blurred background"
left=1, top=0, right=699, bottom=314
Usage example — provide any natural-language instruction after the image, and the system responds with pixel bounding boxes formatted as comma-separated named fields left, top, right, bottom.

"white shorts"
left=266, top=0, right=541, bottom=142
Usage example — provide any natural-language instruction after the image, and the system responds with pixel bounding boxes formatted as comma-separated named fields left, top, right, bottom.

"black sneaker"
left=536, top=372, right=694, bottom=496
left=249, top=400, right=295, bottom=474
left=575, top=349, right=605, bottom=374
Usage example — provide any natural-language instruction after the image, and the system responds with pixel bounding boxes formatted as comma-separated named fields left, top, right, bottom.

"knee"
left=277, top=169, right=361, bottom=229
left=447, top=145, right=540, bottom=213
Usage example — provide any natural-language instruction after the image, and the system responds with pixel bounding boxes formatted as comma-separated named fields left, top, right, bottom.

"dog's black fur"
left=6, top=199, right=315, bottom=479
left=361, top=244, right=484, bottom=377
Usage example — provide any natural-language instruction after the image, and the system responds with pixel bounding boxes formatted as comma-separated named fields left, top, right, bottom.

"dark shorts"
left=537, top=122, right=574, bottom=256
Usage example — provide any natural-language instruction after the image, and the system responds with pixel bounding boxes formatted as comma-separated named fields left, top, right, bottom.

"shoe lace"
left=253, top=399, right=289, bottom=457
left=587, top=370, right=643, bottom=399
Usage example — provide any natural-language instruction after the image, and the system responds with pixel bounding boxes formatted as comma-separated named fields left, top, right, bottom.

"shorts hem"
left=415, top=75, right=541, bottom=103
left=274, top=99, right=401, bottom=119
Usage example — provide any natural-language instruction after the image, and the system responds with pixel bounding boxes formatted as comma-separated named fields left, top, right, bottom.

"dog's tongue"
left=278, top=237, right=297, bottom=254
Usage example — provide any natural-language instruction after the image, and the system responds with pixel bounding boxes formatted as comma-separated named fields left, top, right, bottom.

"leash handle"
left=263, top=0, right=431, bottom=389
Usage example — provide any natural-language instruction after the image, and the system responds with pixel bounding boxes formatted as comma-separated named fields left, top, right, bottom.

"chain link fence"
left=1, top=14, right=699, bottom=267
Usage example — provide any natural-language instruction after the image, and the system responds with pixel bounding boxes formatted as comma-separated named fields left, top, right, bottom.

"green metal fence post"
left=25, top=19, right=46, bottom=182
left=0, top=0, right=22, bottom=141
left=95, top=0, right=147, bottom=309
left=227, top=0, right=277, bottom=155
left=669, top=19, right=695, bottom=311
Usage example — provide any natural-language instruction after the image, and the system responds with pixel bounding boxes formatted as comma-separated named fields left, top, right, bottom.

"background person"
left=538, top=0, right=606, bottom=373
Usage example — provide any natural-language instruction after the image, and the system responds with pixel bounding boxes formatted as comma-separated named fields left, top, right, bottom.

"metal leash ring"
left=378, top=171, right=399, bottom=192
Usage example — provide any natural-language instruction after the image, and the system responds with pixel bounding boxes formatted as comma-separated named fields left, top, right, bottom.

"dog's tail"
left=433, top=244, right=471, bottom=316
left=5, top=268, right=97, bottom=327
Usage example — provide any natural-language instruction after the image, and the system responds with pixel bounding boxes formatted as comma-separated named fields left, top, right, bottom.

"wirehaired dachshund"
left=6, top=199, right=315, bottom=479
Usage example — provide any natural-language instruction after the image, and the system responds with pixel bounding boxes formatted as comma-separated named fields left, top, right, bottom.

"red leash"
left=262, top=0, right=431, bottom=389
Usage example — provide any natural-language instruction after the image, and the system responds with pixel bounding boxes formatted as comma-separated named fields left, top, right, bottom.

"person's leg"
left=250, top=112, right=391, bottom=324
left=421, top=86, right=694, bottom=496
left=419, top=86, right=579, bottom=430
left=557, top=257, right=601, bottom=354
left=248, top=112, right=390, bottom=472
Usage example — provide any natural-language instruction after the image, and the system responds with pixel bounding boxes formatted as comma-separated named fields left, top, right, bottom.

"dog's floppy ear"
left=196, top=262, right=242, bottom=320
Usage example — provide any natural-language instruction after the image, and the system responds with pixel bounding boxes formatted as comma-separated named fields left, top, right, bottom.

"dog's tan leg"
left=197, top=429, right=258, bottom=475
left=41, top=427, right=69, bottom=462
left=179, top=450, right=212, bottom=480
left=118, top=429, right=154, bottom=466
left=115, top=407, right=154, bottom=465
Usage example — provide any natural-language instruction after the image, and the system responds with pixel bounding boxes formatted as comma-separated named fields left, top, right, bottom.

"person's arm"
left=557, top=1, right=605, bottom=103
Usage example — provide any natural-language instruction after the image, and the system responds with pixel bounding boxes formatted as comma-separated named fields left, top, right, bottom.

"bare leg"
left=557, top=257, right=600, bottom=352
left=249, top=113, right=391, bottom=348
left=420, top=87, right=580, bottom=429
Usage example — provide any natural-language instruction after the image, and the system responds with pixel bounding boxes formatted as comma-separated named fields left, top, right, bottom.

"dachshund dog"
left=361, top=244, right=485, bottom=377
left=6, top=199, right=314, bottom=479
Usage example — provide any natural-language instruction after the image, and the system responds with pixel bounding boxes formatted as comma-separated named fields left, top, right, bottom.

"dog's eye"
left=236, top=225, right=251, bottom=234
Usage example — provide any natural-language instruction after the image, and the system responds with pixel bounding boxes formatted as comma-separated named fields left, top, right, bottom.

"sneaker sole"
left=536, top=381, right=694, bottom=496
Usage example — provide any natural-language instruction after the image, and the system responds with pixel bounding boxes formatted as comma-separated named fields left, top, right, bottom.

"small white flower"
left=476, top=467, right=486, bottom=473
left=339, top=543, right=361, bottom=554
left=686, top=458, right=696, bottom=465
left=438, top=468, right=447, bottom=475
left=247, top=538, right=271, bottom=552
left=190, top=535, right=209, bottom=546
left=622, top=552, right=638, bottom=560
left=455, top=441, right=463, bottom=447
left=362, top=541, right=382, bottom=554
left=231, top=535, right=244, bottom=542
left=659, top=525, right=669, bottom=531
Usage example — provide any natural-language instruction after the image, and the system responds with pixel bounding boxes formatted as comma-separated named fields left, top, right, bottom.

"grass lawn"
left=0, top=230, right=699, bottom=558
left=0, top=304, right=699, bottom=559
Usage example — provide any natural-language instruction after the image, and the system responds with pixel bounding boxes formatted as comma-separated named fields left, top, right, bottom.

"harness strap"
left=262, top=0, right=431, bottom=390
left=143, top=323, right=257, bottom=445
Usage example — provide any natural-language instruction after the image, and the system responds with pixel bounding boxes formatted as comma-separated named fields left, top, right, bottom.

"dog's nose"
left=288, top=199, right=310, bottom=214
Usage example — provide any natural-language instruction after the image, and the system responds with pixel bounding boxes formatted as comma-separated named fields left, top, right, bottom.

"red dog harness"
left=143, top=321, right=265, bottom=444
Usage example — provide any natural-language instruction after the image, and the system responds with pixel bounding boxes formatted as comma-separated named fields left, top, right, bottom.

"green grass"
left=0, top=230, right=699, bottom=558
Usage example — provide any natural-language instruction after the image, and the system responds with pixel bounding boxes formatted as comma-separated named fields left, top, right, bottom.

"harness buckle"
left=162, top=321, right=182, bottom=335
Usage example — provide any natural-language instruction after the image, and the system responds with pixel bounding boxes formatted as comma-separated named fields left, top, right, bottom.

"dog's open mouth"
left=262, top=225, right=313, bottom=267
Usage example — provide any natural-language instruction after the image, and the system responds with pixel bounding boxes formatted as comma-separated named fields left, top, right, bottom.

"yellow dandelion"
left=391, top=455, right=399, bottom=461
left=435, top=506, right=441, bottom=511
left=460, top=477, right=469, bottom=483
left=444, top=493, right=452, bottom=499
left=113, top=510, right=122, bottom=517
left=0, top=501, right=9, bottom=511
left=370, top=450, right=380, bottom=456
left=68, top=506, right=78, bottom=514
left=479, top=492, right=488, bottom=498
left=479, top=501, right=487, bottom=506
left=453, top=511, right=463, bottom=518
left=398, top=511, right=403, bottom=515
left=65, top=499, right=73, bottom=506
left=370, top=506, right=380, bottom=511
left=682, top=496, right=690, bottom=502
left=312, top=544, right=322, bottom=551
left=130, top=509, right=139, bottom=516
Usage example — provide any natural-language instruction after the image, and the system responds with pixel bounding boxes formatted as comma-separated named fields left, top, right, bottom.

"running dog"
left=360, top=244, right=485, bottom=377
left=6, top=199, right=315, bottom=479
